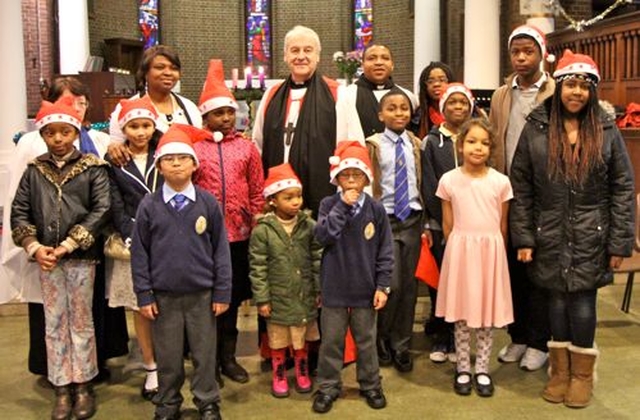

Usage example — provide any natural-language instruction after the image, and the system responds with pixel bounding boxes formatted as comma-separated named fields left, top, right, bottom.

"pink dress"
left=435, top=167, right=513, bottom=328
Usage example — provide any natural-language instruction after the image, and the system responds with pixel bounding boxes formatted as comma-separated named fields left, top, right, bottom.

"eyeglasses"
left=426, top=77, right=448, bottom=85
left=337, top=172, right=366, bottom=180
left=160, top=154, right=193, bottom=164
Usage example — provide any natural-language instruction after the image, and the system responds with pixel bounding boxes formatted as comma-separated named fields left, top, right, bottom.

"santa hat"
left=329, top=141, right=373, bottom=185
left=154, top=123, right=211, bottom=167
left=552, top=49, right=601, bottom=84
left=198, top=59, right=238, bottom=115
left=509, top=24, right=556, bottom=63
left=263, top=163, right=303, bottom=198
left=35, top=96, right=82, bottom=131
left=117, top=96, right=159, bottom=129
left=439, top=83, right=475, bottom=114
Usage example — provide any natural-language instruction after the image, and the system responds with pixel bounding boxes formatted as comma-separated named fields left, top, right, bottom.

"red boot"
left=271, top=349, right=289, bottom=398
left=294, top=348, right=312, bottom=393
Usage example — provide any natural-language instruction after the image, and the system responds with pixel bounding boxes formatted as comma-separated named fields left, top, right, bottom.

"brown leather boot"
left=565, top=345, right=599, bottom=408
left=51, top=386, right=72, bottom=420
left=542, top=341, right=571, bottom=403
left=72, top=382, right=96, bottom=419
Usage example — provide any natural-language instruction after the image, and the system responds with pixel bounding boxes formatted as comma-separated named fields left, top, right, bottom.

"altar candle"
left=258, top=66, right=265, bottom=90
left=245, top=67, right=252, bottom=89
left=231, top=68, right=238, bottom=89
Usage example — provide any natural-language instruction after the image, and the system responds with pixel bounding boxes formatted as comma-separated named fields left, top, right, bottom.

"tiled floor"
left=0, top=276, right=638, bottom=419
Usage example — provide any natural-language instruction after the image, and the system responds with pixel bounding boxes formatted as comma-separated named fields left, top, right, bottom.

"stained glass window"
left=246, top=0, right=272, bottom=77
left=354, top=0, right=373, bottom=52
left=139, top=0, right=160, bottom=49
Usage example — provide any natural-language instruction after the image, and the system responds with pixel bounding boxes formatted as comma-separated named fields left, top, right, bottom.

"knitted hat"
left=154, top=123, right=211, bottom=167
left=508, top=24, right=556, bottom=63
left=552, top=49, right=601, bottom=84
left=35, top=96, right=82, bottom=131
left=198, top=59, right=238, bottom=115
left=328, top=141, right=373, bottom=185
left=117, top=96, right=159, bottom=129
left=439, top=83, right=475, bottom=114
left=263, top=163, right=303, bottom=197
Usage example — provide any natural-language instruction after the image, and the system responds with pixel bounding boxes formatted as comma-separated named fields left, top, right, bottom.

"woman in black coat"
left=509, top=50, right=634, bottom=409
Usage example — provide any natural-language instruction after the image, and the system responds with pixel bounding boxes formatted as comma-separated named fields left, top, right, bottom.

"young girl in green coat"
left=249, top=163, right=323, bottom=398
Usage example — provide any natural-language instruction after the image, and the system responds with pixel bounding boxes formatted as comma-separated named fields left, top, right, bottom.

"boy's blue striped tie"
left=172, top=193, right=188, bottom=211
left=394, top=137, right=411, bottom=221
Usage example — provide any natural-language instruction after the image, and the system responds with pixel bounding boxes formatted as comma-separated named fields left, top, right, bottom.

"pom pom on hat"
left=154, top=123, right=211, bottom=167
left=263, top=163, right=302, bottom=198
left=509, top=24, right=555, bottom=63
left=329, top=141, right=373, bottom=185
left=35, top=96, right=83, bottom=131
left=552, top=49, right=601, bottom=84
left=117, top=96, right=158, bottom=129
left=439, top=83, right=475, bottom=114
left=198, top=59, right=238, bottom=116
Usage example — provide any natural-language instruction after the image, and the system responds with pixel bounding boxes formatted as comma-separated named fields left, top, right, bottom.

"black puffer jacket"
left=509, top=100, right=635, bottom=292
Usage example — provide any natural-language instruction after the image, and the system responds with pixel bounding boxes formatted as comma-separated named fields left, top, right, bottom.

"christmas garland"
left=547, top=0, right=633, bottom=32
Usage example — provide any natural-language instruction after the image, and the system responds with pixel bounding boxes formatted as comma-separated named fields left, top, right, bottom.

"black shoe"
left=312, top=392, right=336, bottom=414
left=215, top=366, right=225, bottom=389
left=454, top=371, right=473, bottom=396
left=377, top=339, right=392, bottom=367
left=153, top=413, right=180, bottom=420
left=473, top=373, right=494, bottom=397
left=359, top=388, right=387, bottom=409
left=141, top=385, right=158, bottom=401
left=392, top=350, right=413, bottom=372
left=200, top=403, right=221, bottom=420
left=221, top=359, right=249, bottom=383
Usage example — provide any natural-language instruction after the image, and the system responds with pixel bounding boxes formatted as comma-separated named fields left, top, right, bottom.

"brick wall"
left=22, top=0, right=55, bottom=117
left=88, top=0, right=138, bottom=61
left=373, top=2, right=414, bottom=89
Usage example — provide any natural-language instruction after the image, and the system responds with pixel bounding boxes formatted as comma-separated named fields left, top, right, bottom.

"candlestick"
left=258, top=66, right=265, bottom=90
left=231, top=68, right=238, bottom=90
left=245, top=67, right=252, bottom=89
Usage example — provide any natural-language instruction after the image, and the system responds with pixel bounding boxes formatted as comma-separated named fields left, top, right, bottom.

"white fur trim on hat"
left=263, top=178, right=302, bottom=197
left=155, top=142, right=199, bottom=166
left=35, top=113, right=82, bottom=131
left=199, top=97, right=238, bottom=115
left=553, top=62, right=601, bottom=83
left=329, top=157, right=373, bottom=185
left=118, top=109, right=157, bottom=130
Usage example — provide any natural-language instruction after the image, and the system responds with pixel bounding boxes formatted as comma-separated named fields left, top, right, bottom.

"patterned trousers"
left=40, top=259, right=98, bottom=386
left=454, top=321, right=493, bottom=374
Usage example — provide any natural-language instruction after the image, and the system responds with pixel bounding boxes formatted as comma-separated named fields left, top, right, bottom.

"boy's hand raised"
left=212, top=302, right=229, bottom=317
left=341, top=189, right=359, bottom=206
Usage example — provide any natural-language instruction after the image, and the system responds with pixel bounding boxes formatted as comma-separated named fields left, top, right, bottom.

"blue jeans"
left=548, top=289, right=597, bottom=348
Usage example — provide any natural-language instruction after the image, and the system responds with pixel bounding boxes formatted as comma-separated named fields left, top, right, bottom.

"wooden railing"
left=546, top=11, right=640, bottom=107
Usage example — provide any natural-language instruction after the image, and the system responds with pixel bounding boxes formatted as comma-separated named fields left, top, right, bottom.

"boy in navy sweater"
left=132, top=124, right=232, bottom=420
left=312, top=141, right=393, bottom=414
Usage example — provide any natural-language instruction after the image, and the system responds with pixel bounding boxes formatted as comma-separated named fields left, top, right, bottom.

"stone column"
left=58, top=0, right=90, bottom=74
left=413, top=0, right=441, bottom=93
left=464, top=0, right=501, bottom=89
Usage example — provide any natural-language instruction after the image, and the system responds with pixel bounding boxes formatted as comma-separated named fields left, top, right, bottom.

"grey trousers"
left=317, top=307, right=381, bottom=396
left=152, top=290, right=219, bottom=417
left=377, top=211, right=422, bottom=353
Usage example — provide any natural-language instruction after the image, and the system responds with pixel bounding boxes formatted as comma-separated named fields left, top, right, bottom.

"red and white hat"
left=439, top=83, right=474, bottom=114
left=198, top=59, right=238, bottom=116
left=35, top=96, right=82, bottom=131
left=552, top=49, right=601, bottom=84
left=263, top=163, right=302, bottom=197
left=329, top=141, right=373, bottom=185
left=117, top=96, right=159, bottom=129
left=154, top=123, right=211, bottom=167
left=509, top=24, right=556, bottom=63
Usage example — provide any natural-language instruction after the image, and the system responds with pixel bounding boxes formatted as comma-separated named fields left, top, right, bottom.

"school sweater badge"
left=364, top=222, right=375, bottom=240
left=195, top=216, right=207, bottom=234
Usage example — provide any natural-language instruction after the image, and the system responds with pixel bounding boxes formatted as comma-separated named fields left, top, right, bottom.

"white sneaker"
left=519, top=347, right=549, bottom=371
left=497, top=343, right=527, bottom=363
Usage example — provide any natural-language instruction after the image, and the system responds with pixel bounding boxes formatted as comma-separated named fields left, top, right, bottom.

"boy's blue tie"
left=394, top=137, right=411, bottom=221
left=172, top=193, right=188, bottom=211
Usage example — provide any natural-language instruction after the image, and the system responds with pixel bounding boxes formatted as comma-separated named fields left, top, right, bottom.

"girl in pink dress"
left=435, top=118, right=513, bottom=397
